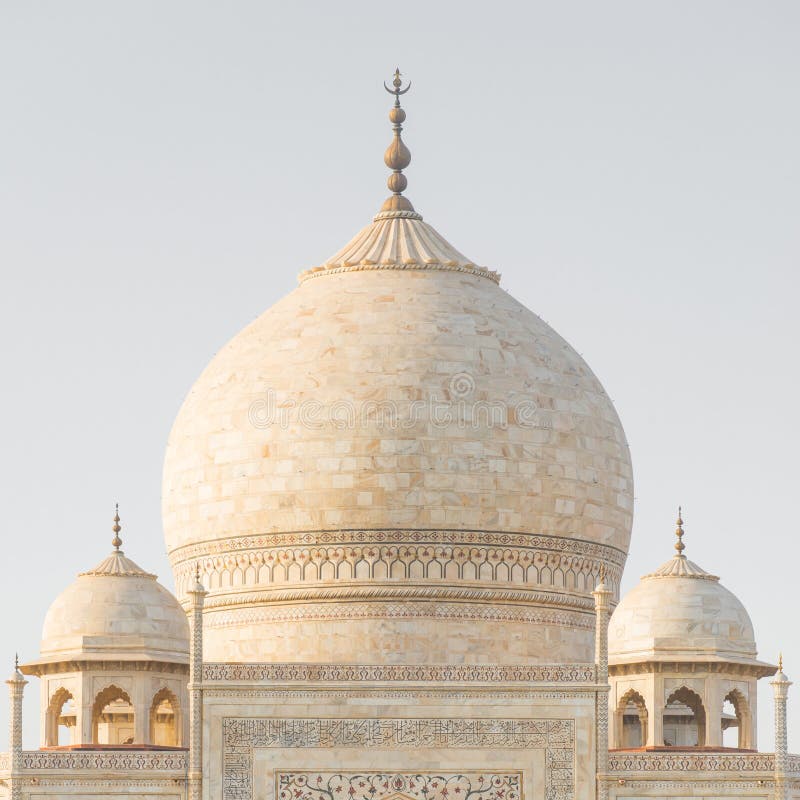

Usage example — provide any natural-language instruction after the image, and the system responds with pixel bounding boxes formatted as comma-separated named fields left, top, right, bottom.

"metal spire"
left=112, top=503, right=123, bottom=551
left=674, top=506, right=685, bottom=556
left=380, top=68, right=415, bottom=214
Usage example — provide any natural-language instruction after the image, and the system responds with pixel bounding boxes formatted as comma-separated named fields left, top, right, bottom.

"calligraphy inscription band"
left=223, top=718, right=574, bottom=800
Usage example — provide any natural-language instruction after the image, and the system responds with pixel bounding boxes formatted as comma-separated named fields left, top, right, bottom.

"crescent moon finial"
left=384, top=68, right=411, bottom=102
left=379, top=69, right=416, bottom=215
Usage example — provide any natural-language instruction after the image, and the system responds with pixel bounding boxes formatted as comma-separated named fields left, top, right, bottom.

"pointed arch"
left=663, top=686, right=706, bottom=747
left=45, top=687, right=75, bottom=747
left=615, top=688, right=648, bottom=748
left=723, top=688, right=752, bottom=749
left=150, top=687, right=181, bottom=746
left=91, top=685, right=134, bottom=745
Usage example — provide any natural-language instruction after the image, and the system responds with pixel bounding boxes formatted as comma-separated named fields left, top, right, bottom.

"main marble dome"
left=162, top=83, right=633, bottom=664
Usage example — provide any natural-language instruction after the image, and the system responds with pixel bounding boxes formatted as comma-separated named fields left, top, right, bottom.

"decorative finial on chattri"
left=195, top=561, right=201, bottom=582
left=380, top=68, right=415, bottom=215
left=112, top=503, right=122, bottom=551
left=598, top=563, right=606, bottom=583
left=14, top=653, right=19, bottom=672
left=779, top=653, right=784, bottom=672
left=674, top=506, right=685, bottom=556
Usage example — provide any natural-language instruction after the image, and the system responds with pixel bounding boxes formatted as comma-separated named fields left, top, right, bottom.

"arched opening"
left=150, top=688, right=180, bottom=746
left=662, top=686, right=706, bottom=747
left=615, top=689, right=648, bottom=748
left=45, top=688, right=76, bottom=747
left=722, top=689, right=751, bottom=749
left=91, top=685, right=135, bottom=745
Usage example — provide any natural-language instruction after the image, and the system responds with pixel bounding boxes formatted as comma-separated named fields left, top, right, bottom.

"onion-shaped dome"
left=609, top=511, right=760, bottom=666
left=162, top=72, right=633, bottom=664
left=35, top=510, right=189, bottom=665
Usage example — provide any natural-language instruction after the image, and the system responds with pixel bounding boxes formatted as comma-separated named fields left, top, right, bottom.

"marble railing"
left=19, top=750, right=186, bottom=771
left=0, top=751, right=9, bottom=771
left=203, top=662, right=598, bottom=683
left=609, top=751, right=775, bottom=773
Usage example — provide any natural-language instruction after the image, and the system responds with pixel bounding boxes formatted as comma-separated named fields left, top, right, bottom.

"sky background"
left=1, top=0, right=798, bottom=751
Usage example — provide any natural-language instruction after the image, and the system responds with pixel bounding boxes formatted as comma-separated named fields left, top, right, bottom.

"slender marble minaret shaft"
left=772, top=655, right=792, bottom=800
left=6, top=656, right=27, bottom=800
left=187, top=566, right=207, bottom=800
left=594, top=566, right=612, bottom=800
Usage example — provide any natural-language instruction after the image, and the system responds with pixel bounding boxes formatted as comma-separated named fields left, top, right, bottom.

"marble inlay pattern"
left=608, top=751, right=775, bottom=772
left=18, top=750, right=187, bottom=770
left=276, top=772, right=521, bottom=800
left=203, top=662, right=596, bottom=683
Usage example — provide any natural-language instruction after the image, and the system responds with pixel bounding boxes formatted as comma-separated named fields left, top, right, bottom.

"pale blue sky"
left=1, top=0, right=798, bottom=750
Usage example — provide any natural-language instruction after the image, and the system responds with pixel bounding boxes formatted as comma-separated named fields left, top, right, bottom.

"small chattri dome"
left=609, top=510, right=759, bottom=666
left=36, top=508, right=189, bottom=665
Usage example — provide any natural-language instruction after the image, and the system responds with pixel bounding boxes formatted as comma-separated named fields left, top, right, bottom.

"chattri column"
left=187, top=569, right=207, bottom=800
left=6, top=657, right=28, bottom=800
left=593, top=568, right=612, bottom=800
left=772, top=656, right=792, bottom=800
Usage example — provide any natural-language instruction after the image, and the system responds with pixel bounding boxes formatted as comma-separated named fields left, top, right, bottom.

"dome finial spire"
left=380, top=68, right=415, bottom=214
left=112, top=503, right=123, bottom=551
left=674, top=505, right=685, bottom=556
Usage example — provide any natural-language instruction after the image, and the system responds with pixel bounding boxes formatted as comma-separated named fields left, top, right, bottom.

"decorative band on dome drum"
left=168, top=527, right=628, bottom=563
left=169, top=530, right=623, bottom=606
left=201, top=599, right=595, bottom=631
left=195, top=583, right=598, bottom=613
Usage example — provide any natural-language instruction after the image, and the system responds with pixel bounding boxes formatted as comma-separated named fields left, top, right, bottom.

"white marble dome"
left=162, top=108, right=633, bottom=664
left=38, top=544, right=189, bottom=665
left=609, top=544, right=757, bottom=665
